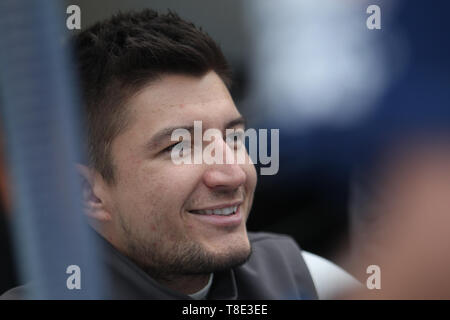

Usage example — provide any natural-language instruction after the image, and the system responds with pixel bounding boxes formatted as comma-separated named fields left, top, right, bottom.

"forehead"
left=125, top=71, right=240, bottom=131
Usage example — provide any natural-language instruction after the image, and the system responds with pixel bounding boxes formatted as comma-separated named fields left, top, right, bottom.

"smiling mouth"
left=189, top=205, right=239, bottom=216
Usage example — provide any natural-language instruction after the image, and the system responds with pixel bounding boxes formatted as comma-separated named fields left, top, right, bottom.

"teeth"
left=192, top=206, right=238, bottom=216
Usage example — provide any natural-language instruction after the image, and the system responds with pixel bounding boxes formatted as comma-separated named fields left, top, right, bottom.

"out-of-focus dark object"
left=0, top=204, right=17, bottom=295
left=0, top=132, right=18, bottom=295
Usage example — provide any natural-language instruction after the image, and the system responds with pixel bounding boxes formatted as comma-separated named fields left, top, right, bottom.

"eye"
left=162, top=142, right=179, bottom=153
left=162, top=140, right=192, bottom=156
left=226, top=130, right=244, bottom=149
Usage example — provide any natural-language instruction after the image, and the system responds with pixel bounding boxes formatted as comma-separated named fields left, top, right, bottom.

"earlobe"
left=76, top=164, right=112, bottom=222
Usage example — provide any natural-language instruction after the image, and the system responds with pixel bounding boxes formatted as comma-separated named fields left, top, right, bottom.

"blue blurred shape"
left=0, top=0, right=107, bottom=298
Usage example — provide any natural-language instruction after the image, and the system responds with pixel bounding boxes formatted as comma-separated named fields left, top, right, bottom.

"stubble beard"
left=118, top=216, right=252, bottom=282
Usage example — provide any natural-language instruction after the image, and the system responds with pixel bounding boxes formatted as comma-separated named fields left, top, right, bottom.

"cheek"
left=244, top=163, right=257, bottom=192
left=131, top=163, right=203, bottom=215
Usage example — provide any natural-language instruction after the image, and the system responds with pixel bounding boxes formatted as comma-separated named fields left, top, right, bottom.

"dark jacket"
left=0, top=232, right=318, bottom=299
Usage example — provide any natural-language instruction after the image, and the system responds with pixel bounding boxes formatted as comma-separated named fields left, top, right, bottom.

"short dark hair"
left=74, top=9, right=232, bottom=184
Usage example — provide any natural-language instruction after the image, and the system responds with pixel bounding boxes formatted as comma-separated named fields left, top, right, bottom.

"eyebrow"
left=145, top=116, right=246, bottom=151
left=226, top=116, right=246, bottom=129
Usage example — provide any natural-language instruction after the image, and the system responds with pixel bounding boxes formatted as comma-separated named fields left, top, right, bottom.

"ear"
left=76, top=164, right=112, bottom=222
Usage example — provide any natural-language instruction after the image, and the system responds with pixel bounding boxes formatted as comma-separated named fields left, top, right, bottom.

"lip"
left=189, top=201, right=243, bottom=211
left=187, top=203, right=243, bottom=228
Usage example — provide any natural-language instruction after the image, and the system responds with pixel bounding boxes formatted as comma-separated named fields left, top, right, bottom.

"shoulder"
left=247, top=231, right=308, bottom=264
left=237, top=232, right=317, bottom=299
left=246, top=232, right=308, bottom=272
left=246, top=232, right=361, bottom=299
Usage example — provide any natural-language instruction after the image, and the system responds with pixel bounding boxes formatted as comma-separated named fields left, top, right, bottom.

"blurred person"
left=1, top=9, right=358, bottom=300
left=342, top=136, right=450, bottom=299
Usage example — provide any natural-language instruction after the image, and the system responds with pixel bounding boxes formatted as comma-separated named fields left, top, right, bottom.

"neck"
left=156, top=273, right=210, bottom=295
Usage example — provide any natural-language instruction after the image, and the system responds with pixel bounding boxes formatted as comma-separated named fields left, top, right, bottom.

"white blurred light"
left=245, top=0, right=400, bottom=129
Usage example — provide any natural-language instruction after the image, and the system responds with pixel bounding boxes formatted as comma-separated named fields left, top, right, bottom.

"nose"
left=202, top=137, right=247, bottom=190
left=203, top=163, right=247, bottom=190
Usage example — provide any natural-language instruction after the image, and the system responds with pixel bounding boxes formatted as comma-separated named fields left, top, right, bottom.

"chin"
left=206, top=232, right=251, bottom=263
left=202, top=227, right=249, bottom=250
left=203, top=244, right=252, bottom=274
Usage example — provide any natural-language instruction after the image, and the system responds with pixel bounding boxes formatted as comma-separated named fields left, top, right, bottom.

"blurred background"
left=1, top=0, right=450, bottom=296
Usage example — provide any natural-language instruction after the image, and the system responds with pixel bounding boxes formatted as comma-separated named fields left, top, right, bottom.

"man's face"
left=101, top=71, right=257, bottom=278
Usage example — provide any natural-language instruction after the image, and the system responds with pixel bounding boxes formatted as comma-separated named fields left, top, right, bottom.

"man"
left=1, top=9, right=357, bottom=300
